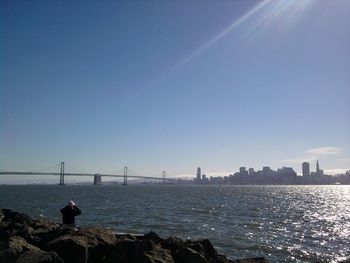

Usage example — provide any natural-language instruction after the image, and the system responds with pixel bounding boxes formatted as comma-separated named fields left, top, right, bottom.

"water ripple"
left=0, top=185, right=349, bottom=262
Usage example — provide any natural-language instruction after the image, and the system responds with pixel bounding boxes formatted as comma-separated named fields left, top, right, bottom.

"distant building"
left=248, top=168, right=255, bottom=176
left=316, top=160, right=324, bottom=176
left=239, top=167, right=248, bottom=176
left=302, top=162, right=310, bottom=176
left=202, top=174, right=209, bottom=183
left=196, top=167, right=201, bottom=181
left=262, top=166, right=274, bottom=176
left=277, top=167, right=297, bottom=177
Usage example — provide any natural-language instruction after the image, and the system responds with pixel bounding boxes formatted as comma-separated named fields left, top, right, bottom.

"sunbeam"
left=171, top=0, right=272, bottom=71
left=160, top=0, right=316, bottom=81
left=153, top=0, right=272, bottom=83
left=237, top=0, right=314, bottom=43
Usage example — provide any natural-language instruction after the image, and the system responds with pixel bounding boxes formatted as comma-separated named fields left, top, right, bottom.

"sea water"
left=0, top=184, right=349, bottom=262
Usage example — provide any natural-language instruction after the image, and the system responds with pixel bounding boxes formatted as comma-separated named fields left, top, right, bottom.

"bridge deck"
left=0, top=172, right=176, bottom=181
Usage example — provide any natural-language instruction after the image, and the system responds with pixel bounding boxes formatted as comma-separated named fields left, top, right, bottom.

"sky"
left=1, top=0, right=349, bottom=184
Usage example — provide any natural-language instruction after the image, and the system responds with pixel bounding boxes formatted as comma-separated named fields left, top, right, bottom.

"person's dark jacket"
left=60, top=206, right=81, bottom=225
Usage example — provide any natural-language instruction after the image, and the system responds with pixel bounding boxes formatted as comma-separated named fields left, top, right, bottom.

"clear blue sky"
left=1, top=0, right=349, bottom=183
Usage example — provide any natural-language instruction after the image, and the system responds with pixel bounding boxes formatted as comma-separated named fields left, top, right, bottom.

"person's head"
left=67, top=200, right=76, bottom=207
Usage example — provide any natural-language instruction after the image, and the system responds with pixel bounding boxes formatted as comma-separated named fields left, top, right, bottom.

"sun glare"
left=162, top=0, right=316, bottom=79
left=236, top=0, right=315, bottom=44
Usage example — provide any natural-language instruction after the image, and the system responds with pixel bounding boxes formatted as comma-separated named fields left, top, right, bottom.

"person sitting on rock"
left=60, top=200, right=81, bottom=225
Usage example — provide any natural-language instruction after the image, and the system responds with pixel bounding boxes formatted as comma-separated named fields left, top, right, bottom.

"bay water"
left=0, top=185, right=349, bottom=262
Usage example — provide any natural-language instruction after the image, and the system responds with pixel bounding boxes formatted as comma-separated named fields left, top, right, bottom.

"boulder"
left=1, top=209, right=33, bottom=224
left=0, top=209, right=59, bottom=230
left=0, top=235, right=41, bottom=262
left=131, top=249, right=174, bottom=263
left=108, top=232, right=171, bottom=263
left=28, top=225, right=77, bottom=248
left=1, top=209, right=35, bottom=234
left=16, top=250, right=64, bottom=263
left=106, top=238, right=140, bottom=263
left=231, top=258, right=268, bottom=263
left=173, top=247, right=209, bottom=263
left=185, top=239, right=217, bottom=260
left=144, top=231, right=164, bottom=243
left=161, top=236, right=185, bottom=255
left=76, top=226, right=117, bottom=245
left=142, top=238, right=162, bottom=252
left=115, top=233, right=138, bottom=241
left=212, top=254, right=233, bottom=263
left=0, top=208, right=60, bottom=244
left=44, top=226, right=117, bottom=263
left=0, top=235, right=62, bottom=263
left=31, top=219, right=60, bottom=231
left=44, top=235, right=88, bottom=263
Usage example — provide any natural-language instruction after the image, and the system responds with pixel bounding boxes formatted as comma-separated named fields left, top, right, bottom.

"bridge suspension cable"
left=64, top=163, right=85, bottom=173
left=32, top=162, right=61, bottom=173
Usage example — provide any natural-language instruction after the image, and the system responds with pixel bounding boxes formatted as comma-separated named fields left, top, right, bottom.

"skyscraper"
left=302, top=162, right=310, bottom=176
left=316, top=160, right=324, bottom=176
left=239, top=167, right=248, bottom=176
left=196, top=167, right=201, bottom=181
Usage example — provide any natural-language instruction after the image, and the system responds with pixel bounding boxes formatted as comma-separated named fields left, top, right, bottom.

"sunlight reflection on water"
left=0, top=185, right=349, bottom=262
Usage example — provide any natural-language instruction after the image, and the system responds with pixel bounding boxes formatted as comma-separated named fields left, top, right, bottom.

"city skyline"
left=1, top=158, right=349, bottom=185
left=196, top=159, right=343, bottom=179
left=1, top=1, right=349, bottom=183
left=193, top=160, right=350, bottom=185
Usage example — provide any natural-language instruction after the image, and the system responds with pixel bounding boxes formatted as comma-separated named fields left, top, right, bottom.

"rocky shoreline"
left=0, top=208, right=267, bottom=263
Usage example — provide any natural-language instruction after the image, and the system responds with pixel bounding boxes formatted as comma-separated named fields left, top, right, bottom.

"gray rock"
left=0, top=235, right=41, bottom=260
left=44, top=234, right=88, bottom=263
left=161, top=236, right=185, bottom=255
left=28, top=225, right=76, bottom=248
left=106, top=238, right=139, bottom=263
left=231, top=257, right=268, bottom=263
left=44, top=226, right=117, bottom=263
left=0, top=235, right=62, bottom=263
left=144, top=231, right=164, bottom=243
left=131, top=249, right=174, bottom=263
left=0, top=208, right=60, bottom=244
left=173, top=247, right=209, bottom=263
left=17, top=250, right=63, bottom=263
left=185, top=239, right=217, bottom=260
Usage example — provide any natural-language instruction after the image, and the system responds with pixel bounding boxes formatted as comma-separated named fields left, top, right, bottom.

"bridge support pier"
left=59, top=162, right=65, bottom=185
left=94, top=174, right=102, bottom=185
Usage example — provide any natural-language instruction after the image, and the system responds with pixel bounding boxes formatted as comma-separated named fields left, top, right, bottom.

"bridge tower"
left=59, top=162, right=65, bottom=185
left=162, top=170, right=166, bottom=184
left=122, top=166, right=128, bottom=186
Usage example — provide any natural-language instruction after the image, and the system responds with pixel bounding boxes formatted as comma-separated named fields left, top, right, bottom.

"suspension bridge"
left=0, top=162, right=176, bottom=185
